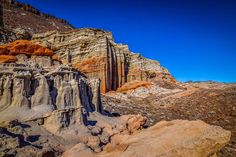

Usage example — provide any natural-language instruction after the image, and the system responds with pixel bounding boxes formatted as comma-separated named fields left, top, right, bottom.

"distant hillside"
left=1, top=0, right=74, bottom=34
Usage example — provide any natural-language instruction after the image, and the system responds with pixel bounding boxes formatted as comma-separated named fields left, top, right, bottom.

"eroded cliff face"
left=32, top=28, right=177, bottom=93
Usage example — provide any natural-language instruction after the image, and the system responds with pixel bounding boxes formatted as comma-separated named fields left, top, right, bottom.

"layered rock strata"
left=32, top=29, right=176, bottom=93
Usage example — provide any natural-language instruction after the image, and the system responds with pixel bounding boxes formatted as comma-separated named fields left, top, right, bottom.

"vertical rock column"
left=89, top=78, right=103, bottom=113
left=105, top=38, right=120, bottom=92
left=11, top=78, right=30, bottom=108
left=116, top=48, right=129, bottom=87
left=79, top=78, right=94, bottom=112
left=31, top=75, right=53, bottom=109
left=56, top=81, right=74, bottom=110
left=0, top=76, right=12, bottom=111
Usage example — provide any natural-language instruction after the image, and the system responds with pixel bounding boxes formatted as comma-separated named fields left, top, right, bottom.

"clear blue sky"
left=19, top=0, right=236, bottom=82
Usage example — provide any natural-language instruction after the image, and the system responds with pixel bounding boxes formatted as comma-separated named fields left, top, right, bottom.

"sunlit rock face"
left=32, top=28, right=176, bottom=93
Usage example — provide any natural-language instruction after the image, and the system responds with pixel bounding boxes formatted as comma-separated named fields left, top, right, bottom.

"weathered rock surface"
left=32, top=29, right=177, bottom=93
left=63, top=120, right=231, bottom=157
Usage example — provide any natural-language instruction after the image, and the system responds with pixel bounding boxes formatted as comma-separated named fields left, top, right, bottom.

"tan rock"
left=116, top=80, right=153, bottom=93
left=31, top=75, right=52, bottom=108
left=126, top=115, right=147, bottom=133
left=99, top=120, right=231, bottom=157
left=62, top=143, right=94, bottom=157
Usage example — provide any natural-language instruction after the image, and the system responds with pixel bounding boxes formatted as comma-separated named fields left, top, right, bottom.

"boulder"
left=102, top=120, right=231, bottom=157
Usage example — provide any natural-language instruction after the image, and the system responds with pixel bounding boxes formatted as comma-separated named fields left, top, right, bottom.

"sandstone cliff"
left=32, top=29, right=177, bottom=93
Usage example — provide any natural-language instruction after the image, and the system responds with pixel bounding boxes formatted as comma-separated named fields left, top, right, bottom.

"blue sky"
left=19, top=0, right=236, bottom=82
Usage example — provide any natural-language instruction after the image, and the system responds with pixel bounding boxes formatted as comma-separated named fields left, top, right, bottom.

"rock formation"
left=32, top=29, right=177, bottom=93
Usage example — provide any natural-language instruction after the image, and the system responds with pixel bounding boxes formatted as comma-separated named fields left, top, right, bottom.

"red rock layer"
left=73, top=55, right=110, bottom=93
left=0, top=40, right=54, bottom=56
left=0, top=55, right=17, bottom=63
left=116, top=81, right=153, bottom=93
left=52, top=54, right=61, bottom=62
